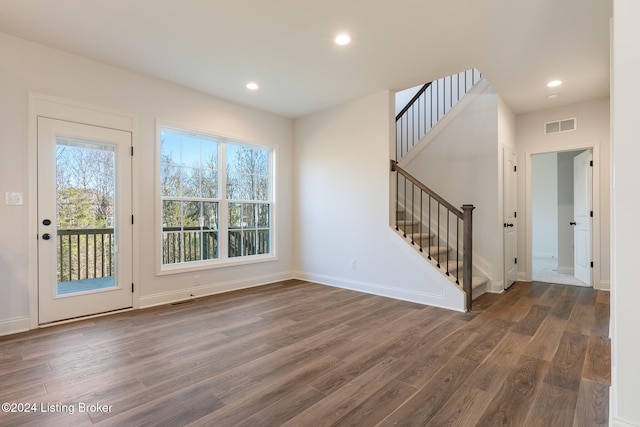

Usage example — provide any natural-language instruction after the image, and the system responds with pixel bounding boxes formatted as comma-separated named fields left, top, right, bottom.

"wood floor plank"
left=476, top=356, right=549, bottom=427
left=465, top=332, right=532, bottom=392
left=455, top=317, right=515, bottom=363
left=523, top=382, right=579, bottom=427
left=538, top=282, right=566, bottom=307
left=544, top=332, right=590, bottom=392
left=551, top=293, right=577, bottom=320
left=583, top=334, right=611, bottom=384
left=234, top=385, right=326, bottom=427
left=330, top=379, right=417, bottom=427
left=378, top=356, right=480, bottom=426
left=425, top=384, right=491, bottom=427
left=0, top=281, right=610, bottom=427
left=395, top=327, right=479, bottom=388
left=572, top=379, right=609, bottom=427
left=281, top=357, right=407, bottom=427
left=523, top=312, right=568, bottom=361
left=513, top=304, right=552, bottom=336
left=593, top=302, right=610, bottom=337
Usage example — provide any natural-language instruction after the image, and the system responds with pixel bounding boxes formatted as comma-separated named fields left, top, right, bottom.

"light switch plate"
left=5, top=192, right=24, bottom=205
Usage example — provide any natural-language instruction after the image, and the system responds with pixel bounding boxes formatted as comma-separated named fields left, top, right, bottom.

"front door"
left=573, top=150, right=592, bottom=286
left=38, top=117, right=133, bottom=324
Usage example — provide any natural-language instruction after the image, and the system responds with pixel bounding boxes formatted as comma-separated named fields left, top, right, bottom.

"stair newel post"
left=391, top=160, right=399, bottom=231
left=462, top=204, right=475, bottom=311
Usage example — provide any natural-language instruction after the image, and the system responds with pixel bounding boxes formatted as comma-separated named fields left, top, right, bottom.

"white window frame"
left=156, top=123, right=276, bottom=274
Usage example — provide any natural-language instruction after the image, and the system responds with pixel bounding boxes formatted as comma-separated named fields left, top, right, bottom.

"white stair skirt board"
left=393, top=226, right=490, bottom=301
left=395, top=205, right=490, bottom=301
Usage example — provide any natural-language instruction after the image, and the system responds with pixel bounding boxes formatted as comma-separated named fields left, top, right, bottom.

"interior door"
left=573, top=150, right=592, bottom=286
left=38, top=117, right=133, bottom=324
left=503, top=147, right=518, bottom=289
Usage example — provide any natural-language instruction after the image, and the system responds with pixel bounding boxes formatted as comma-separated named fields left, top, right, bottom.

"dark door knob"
left=42, top=233, right=51, bottom=240
left=506, top=223, right=514, bottom=227
left=570, top=222, right=577, bottom=226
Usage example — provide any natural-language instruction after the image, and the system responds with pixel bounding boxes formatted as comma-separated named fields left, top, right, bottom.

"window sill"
left=156, top=253, right=278, bottom=276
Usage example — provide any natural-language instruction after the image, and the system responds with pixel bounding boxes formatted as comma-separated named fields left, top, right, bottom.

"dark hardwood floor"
left=0, top=280, right=610, bottom=426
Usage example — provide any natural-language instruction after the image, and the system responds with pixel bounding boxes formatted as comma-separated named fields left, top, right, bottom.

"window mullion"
left=218, top=142, right=229, bottom=260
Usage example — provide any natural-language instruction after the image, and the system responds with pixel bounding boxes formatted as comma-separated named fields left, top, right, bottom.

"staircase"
left=394, top=206, right=489, bottom=301
left=392, top=69, right=489, bottom=310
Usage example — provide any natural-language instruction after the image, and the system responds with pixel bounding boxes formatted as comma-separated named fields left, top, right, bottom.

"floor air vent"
left=545, top=118, right=577, bottom=134
left=171, top=298, right=197, bottom=306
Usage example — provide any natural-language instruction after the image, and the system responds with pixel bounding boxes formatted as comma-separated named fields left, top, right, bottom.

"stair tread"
left=421, top=246, right=450, bottom=254
left=407, top=233, right=435, bottom=242
left=470, top=275, right=489, bottom=288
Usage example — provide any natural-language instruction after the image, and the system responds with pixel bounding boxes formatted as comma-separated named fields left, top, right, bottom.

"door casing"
left=524, top=144, right=601, bottom=289
left=28, top=93, right=138, bottom=328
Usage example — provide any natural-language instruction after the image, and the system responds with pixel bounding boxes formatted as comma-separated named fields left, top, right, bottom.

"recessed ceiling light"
left=335, top=34, right=351, bottom=45
left=547, top=80, right=562, bottom=88
left=246, top=82, right=259, bottom=90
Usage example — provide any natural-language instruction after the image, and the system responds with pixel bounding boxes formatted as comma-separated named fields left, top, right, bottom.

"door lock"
left=570, top=222, right=577, bottom=226
left=42, top=219, right=52, bottom=226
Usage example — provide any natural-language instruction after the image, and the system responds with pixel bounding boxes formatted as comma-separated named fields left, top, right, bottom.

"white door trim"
left=28, top=93, right=139, bottom=329
left=523, top=143, right=601, bottom=289
left=503, top=146, right=518, bottom=289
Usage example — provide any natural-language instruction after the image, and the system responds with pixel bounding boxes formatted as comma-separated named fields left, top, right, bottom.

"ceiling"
left=0, top=0, right=612, bottom=119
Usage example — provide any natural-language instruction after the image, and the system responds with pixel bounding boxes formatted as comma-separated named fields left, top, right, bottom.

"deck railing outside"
left=57, top=228, right=114, bottom=282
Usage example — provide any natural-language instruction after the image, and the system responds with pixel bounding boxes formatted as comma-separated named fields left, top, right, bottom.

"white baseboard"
left=487, top=280, right=505, bottom=293
left=0, top=316, right=30, bottom=337
left=138, top=271, right=294, bottom=308
left=532, top=252, right=557, bottom=259
left=597, top=279, right=611, bottom=291
left=294, top=270, right=465, bottom=312
left=612, top=417, right=640, bottom=427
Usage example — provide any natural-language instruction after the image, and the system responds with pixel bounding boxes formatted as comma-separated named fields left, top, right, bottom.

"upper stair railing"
left=396, top=68, right=483, bottom=161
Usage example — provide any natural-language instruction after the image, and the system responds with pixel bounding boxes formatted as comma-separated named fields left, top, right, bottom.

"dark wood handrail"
left=391, top=160, right=462, bottom=218
left=395, top=82, right=432, bottom=121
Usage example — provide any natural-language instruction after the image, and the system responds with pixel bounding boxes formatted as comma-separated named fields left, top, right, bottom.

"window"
left=160, top=127, right=273, bottom=269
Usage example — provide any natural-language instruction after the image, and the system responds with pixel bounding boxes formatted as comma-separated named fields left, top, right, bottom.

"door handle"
left=504, top=223, right=514, bottom=228
left=42, top=233, right=51, bottom=240
left=570, top=222, right=577, bottom=226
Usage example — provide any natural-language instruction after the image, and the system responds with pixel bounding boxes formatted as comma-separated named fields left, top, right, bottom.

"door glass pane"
left=56, top=139, right=116, bottom=295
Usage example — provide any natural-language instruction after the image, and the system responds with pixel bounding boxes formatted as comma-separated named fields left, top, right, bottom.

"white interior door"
left=573, top=150, right=592, bottom=286
left=503, top=147, right=518, bottom=289
left=38, top=117, right=133, bottom=324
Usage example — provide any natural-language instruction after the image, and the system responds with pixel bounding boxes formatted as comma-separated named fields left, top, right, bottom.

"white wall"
left=395, top=84, right=422, bottom=116
left=531, top=153, right=558, bottom=258
left=0, top=33, right=295, bottom=334
left=400, top=83, right=502, bottom=286
left=515, top=97, right=610, bottom=289
left=612, top=0, right=640, bottom=425
left=293, top=91, right=464, bottom=310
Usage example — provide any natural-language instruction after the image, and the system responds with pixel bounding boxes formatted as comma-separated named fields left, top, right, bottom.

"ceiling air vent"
left=545, top=118, right=577, bottom=134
